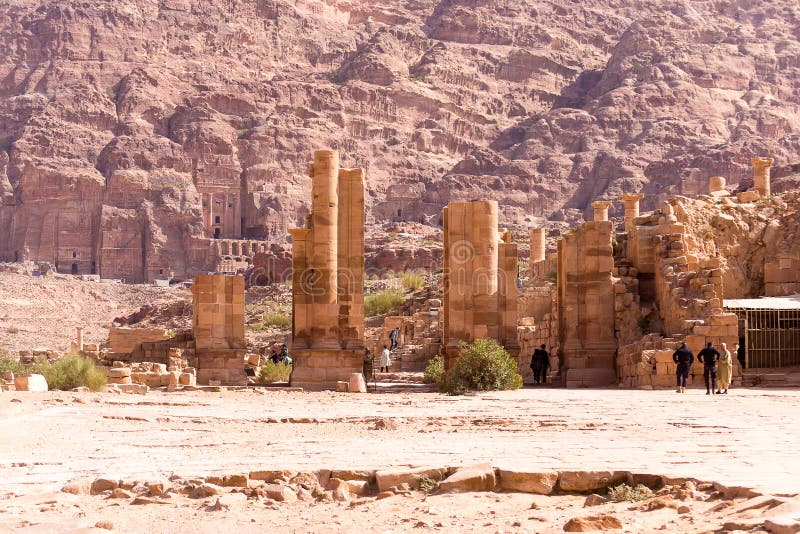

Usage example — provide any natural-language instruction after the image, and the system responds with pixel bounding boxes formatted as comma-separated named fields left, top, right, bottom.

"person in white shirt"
left=379, top=345, right=391, bottom=373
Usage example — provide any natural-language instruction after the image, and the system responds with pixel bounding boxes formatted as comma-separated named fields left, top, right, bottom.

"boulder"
left=14, top=374, right=48, bottom=392
left=498, top=470, right=558, bottom=494
left=262, top=483, right=297, bottom=502
left=438, top=464, right=496, bottom=493
left=190, top=483, right=223, bottom=498
left=91, top=478, right=120, bottom=494
left=563, top=514, right=623, bottom=532
left=584, top=494, right=609, bottom=507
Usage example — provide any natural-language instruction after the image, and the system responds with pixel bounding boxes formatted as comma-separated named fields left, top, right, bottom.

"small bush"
left=41, top=354, right=107, bottom=392
left=0, top=354, right=29, bottom=377
left=399, top=271, right=426, bottom=291
left=417, top=474, right=438, bottom=493
left=608, top=483, right=654, bottom=502
left=440, top=338, right=523, bottom=395
left=259, top=361, right=292, bottom=383
left=365, top=290, right=406, bottom=317
left=6, top=326, right=19, bottom=334
left=423, top=354, right=445, bottom=384
left=261, top=312, right=291, bottom=331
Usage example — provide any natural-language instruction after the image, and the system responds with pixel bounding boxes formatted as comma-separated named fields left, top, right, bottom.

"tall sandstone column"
left=310, top=150, right=339, bottom=344
left=290, top=150, right=366, bottom=390
left=442, top=200, right=518, bottom=368
left=752, top=157, right=773, bottom=197
left=530, top=228, right=546, bottom=263
left=620, top=194, right=644, bottom=232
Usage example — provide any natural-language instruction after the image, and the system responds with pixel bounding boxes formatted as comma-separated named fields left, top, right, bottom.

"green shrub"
left=40, top=354, right=107, bottom=392
left=440, top=338, right=523, bottom=395
left=261, top=312, right=291, bottom=331
left=0, top=354, right=29, bottom=377
left=364, top=289, right=406, bottom=317
left=259, top=361, right=292, bottom=383
left=423, top=354, right=445, bottom=384
left=399, top=271, right=426, bottom=292
left=608, top=483, right=654, bottom=502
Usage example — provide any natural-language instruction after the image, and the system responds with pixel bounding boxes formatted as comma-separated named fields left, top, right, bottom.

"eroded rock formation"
left=1, top=1, right=799, bottom=278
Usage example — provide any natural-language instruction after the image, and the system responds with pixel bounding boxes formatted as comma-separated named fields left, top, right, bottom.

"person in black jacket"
left=672, top=342, right=694, bottom=393
left=736, top=342, right=746, bottom=370
left=697, top=342, right=721, bottom=395
left=530, top=345, right=549, bottom=385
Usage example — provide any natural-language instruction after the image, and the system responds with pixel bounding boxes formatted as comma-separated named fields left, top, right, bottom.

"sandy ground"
left=0, top=272, right=186, bottom=354
left=1, top=387, right=799, bottom=532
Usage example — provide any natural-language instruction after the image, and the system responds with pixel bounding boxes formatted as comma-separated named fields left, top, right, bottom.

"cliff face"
left=0, top=0, right=798, bottom=280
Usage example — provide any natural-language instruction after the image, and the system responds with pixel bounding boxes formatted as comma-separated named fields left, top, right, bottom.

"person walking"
left=672, top=342, right=694, bottom=393
left=389, top=327, right=400, bottom=350
left=698, top=342, right=721, bottom=395
left=537, top=345, right=550, bottom=385
left=717, top=342, right=733, bottom=394
left=529, top=345, right=545, bottom=385
left=379, top=345, right=391, bottom=373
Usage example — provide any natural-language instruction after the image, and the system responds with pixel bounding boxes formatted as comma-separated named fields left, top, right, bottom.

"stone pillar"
left=592, top=200, right=612, bottom=222
left=337, top=167, right=366, bottom=347
left=289, top=150, right=366, bottom=390
left=709, top=176, right=726, bottom=195
left=620, top=194, right=644, bottom=231
left=752, top=157, right=773, bottom=197
left=75, top=327, right=84, bottom=352
left=310, top=149, right=340, bottom=343
left=443, top=200, right=519, bottom=369
left=530, top=228, right=546, bottom=263
left=191, top=274, right=247, bottom=385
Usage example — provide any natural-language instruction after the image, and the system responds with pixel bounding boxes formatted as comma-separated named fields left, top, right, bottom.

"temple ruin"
left=441, top=200, right=519, bottom=368
left=518, top=157, right=800, bottom=388
left=288, top=150, right=366, bottom=390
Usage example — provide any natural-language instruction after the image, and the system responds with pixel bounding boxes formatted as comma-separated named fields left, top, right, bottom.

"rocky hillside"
left=1, top=0, right=798, bottom=264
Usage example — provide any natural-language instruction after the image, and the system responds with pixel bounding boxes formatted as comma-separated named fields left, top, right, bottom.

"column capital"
left=620, top=193, right=644, bottom=202
left=752, top=157, right=773, bottom=168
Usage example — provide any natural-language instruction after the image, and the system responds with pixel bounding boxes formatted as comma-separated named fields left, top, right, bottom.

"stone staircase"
left=369, top=372, right=437, bottom=393
left=741, top=367, right=800, bottom=387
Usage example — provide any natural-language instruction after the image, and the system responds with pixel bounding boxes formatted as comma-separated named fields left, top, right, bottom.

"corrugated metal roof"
left=724, top=295, right=800, bottom=310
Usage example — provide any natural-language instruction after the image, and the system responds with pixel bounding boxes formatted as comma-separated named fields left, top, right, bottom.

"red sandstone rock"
left=1, top=1, right=799, bottom=278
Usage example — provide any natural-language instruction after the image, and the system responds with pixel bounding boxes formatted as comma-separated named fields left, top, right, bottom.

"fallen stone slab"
left=559, top=471, right=629, bottom=493
left=375, top=466, right=448, bottom=492
left=497, top=469, right=558, bottom=494
left=438, top=464, right=496, bottom=493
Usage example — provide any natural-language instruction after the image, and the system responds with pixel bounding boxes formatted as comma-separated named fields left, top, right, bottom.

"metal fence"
left=727, top=308, right=800, bottom=368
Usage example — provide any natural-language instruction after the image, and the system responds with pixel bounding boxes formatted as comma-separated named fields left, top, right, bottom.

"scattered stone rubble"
left=60, top=466, right=800, bottom=533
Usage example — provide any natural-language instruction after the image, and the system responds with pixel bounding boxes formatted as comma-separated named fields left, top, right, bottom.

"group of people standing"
left=673, top=341, right=735, bottom=394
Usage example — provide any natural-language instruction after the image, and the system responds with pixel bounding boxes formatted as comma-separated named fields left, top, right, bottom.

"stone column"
left=530, top=228, right=546, bottom=263
left=468, top=200, right=499, bottom=341
left=75, top=327, right=84, bottom=352
left=752, top=157, right=773, bottom=197
left=337, top=167, right=366, bottom=347
left=310, top=149, right=340, bottom=343
left=620, top=193, right=644, bottom=231
left=592, top=200, right=612, bottom=222
left=708, top=176, right=726, bottom=195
